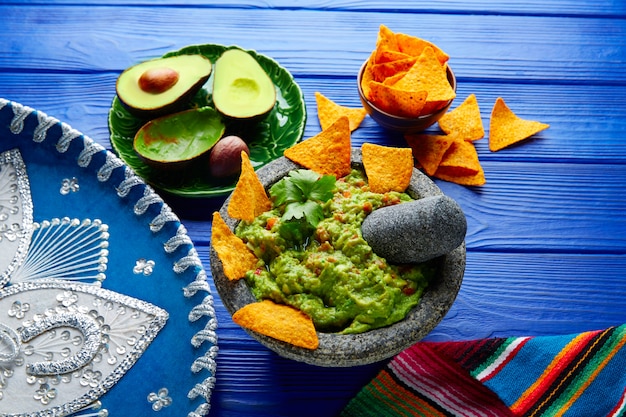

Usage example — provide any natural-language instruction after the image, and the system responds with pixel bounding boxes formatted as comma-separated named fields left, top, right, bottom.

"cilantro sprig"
left=269, top=169, right=336, bottom=248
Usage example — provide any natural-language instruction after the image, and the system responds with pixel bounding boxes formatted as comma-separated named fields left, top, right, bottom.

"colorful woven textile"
left=342, top=325, right=626, bottom=417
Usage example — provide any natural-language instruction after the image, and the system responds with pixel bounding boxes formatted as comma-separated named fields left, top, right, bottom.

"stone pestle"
left=361, top=195, right=467, bottom=264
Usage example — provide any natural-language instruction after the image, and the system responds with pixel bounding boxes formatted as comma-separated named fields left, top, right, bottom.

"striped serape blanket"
left=341, top=325, right=626, bottom=417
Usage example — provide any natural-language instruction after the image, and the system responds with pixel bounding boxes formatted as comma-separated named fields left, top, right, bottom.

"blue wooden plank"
left=3, top=0, right=626, bottom=18
left=183, top=161, right=626, bottom=256
left=200, top=249, right=626, bottom=342
left=430, top=252, right=626, bottom=340
left=1, top=6, right=625, bottom=84
left=436, top=161, right=626, bottom=254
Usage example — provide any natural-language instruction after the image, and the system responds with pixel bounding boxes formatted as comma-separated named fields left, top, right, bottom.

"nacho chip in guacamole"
left=233, top=300, right=319, bottom=350
left=284, top=116, right=352, bottom=178
left=211, top=211, right=258, bottom=280
left=362, top=143, right=414, bottom=193
left=227, top=151, right=272, bottom=222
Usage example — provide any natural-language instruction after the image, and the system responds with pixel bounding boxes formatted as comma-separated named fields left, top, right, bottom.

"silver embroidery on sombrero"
left=0, top=149, right=34, bottom=288
left=0, top=281, right=168, bottom=416
left=10, top=218, right=109, bottom=285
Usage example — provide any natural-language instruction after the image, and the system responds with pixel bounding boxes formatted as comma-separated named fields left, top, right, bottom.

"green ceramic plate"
left=108, top=44, right=306, bottom=198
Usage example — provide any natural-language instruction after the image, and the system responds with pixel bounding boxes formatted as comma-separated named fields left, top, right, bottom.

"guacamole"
left=235, top=169, right=435, bottom=334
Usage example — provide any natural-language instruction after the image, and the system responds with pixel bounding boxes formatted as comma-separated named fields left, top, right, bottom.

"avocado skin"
left=116, top=54, right=213, bottom=120
left=133, top=106, right=225, bottom=171
left=212, top=49, right=277, bottom=121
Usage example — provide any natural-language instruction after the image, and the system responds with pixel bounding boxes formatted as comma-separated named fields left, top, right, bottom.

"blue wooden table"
left=1, top=1, right=625, bottom=416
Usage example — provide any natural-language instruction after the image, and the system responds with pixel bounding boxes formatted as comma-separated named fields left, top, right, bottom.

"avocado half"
left=212, top=49, right=277, bottom=120
left=133, top=106, right=225, bottom=170
left=116, top=54, right=213, bottom=119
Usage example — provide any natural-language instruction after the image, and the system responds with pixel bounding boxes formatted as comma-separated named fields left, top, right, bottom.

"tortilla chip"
left=381, top=71, right=409, bottom=86
left=362, top=143, right=414, bottom=193
left=368, top=81, right=428, bottom=118
left=434, top=163, right=486, bottom=186
left=370, top=57, right=417, bottom=82
left=375, top=49, right=411, bottom=64
left=284, top=116, right=352, bottom=177
left=438, top=93, right=485, bottom=141
left=315, top=92, right=367, bottom=132
left=392, top=47, right=456, bottom=114
left=438, top=139, right=481, bottom=177
left=404, top=133, right=455, bottom=176
left=374, top=24, right=400, bottom=60
left=227, top=152, right=272, bottom=222
left=211, top=211, right=258, bottom=280
left=232, top=300, right=319, bottom=350
left=395, top=32, right=450, bottom=64
left=360, top=52, right=377, bottom=100
left=489, top=97, right=549, bottom=152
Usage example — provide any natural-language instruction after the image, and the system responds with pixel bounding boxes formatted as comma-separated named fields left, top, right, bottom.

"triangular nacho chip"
left=227, top=152, right=272, bottom=222
left=370, top=57, right=417, bottom=81
left=375, top=49, right=411, bottom=64
left=489, top=97, right=549, bottom=152
left=360, top=52, right=377, bottom=101
left=362, top=143, right=414, bottom=193
left=233, top=300, right=319, bottom=350
left=391, top=47, right=456, bottom=114
left=315, top=91, right=366, bottom=132
left=211, top=211, right=258, bottom=280
left=404, top=133, right=455, bottom=176
left=374, top=24, right=400, bottom=63
left=438, top=138, right=481, bottom=177
left=284, top=116, right=352, bottom=177
left=434, top=163, right=486, bottom=186
left=395, top=32, right=450, bottom=64
left=368, top=81, right=428, bottom=118
left=381, top=71, right=409, bottom=86
left=438, top=93, right=485, bottom=141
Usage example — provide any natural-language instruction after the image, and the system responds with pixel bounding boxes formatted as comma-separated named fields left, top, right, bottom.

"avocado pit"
left=138, top=67, right=180, bottom=94
left=209, top=135, right=250, bottom=178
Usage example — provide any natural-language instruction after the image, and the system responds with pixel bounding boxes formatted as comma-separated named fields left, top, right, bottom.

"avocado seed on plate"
left=209, top=135, right=250, bottom=178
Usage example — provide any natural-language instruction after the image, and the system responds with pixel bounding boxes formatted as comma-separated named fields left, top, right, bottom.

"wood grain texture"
left=1, top=6, right=625, bottom=84
left=5, top=0, right=626, bottom=18
left=1, top=2, right=625, bottom=416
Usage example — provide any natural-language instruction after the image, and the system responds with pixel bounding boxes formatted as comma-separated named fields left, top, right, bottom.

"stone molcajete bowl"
left=210, top=148, right=466, bottom=367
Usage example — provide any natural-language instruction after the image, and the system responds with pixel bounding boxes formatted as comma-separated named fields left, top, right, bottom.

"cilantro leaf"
left=269, top=179, right=288, bottom=206
left=270, top=169, right=337, bottom=249
left=308, top=174, right=336, bottom=202
left=287, top=169, right=336, bottom=204
left=282, top=200, right=324, bottom=228
left=282, top=201, right=308, bottom=221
